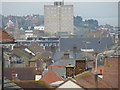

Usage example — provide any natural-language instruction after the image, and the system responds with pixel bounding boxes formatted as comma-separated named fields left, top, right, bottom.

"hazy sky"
left=1, top=0, right=119, bottom=26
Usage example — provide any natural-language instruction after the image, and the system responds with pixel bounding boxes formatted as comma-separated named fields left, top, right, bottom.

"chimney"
left=63, top=51, right=69, bottom=59
left=66, top=64, right=75, bottom=78
left=75, top=59, right=86, bottom=75
left=12, top=70, right=20, bottom=81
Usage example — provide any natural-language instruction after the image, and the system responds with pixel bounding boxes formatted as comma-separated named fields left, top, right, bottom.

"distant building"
left=14, top=19, right=20, bottom=40
left=34, top=26, right=44, bottom=31
left=16, top=37, right=60, bottom=49
left=44, top=1, right=74, bottom=35
left=60, top=37, right=113, bottom=51
left=6, top=20, right=14, bottom=27
left=25, top=30, right=34, bottom=38
left=80, top=48, right=94, bottom=52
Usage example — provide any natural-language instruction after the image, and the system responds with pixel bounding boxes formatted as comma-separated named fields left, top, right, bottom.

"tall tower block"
left=44, top=1, right=74, bottom=35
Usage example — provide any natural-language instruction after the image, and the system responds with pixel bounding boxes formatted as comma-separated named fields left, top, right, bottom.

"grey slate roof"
left=27, top=42, right=45, bottom=55
left=60, top=37, right=113, bottom=51
left=49, top=51, right=94, bottom=76
left=48, top=59, right=75, bottom=77
left=53, top=51, right=94, bottom=62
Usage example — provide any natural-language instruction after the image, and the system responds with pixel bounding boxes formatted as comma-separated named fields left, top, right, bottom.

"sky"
left=0, top=0, right=119, bottom=26
left=1, top=0, right=119, bottom=2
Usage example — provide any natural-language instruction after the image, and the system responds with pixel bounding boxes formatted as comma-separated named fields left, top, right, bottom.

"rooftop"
left=4, top=67, right=36, bottom=80
left=27, top=42, right=45, bottom=55
left=60, top=37, right=113, bottom=51
left=40, top=70, right=63, bottom=84
left=91, top=65, right=104, bottom=75
left=13, top=80, right=51, bottom=89
left=74, top=71, right=111, bottom=88
left=0, top=28, right=15, bottom=43
left=103, top=57, right=119, bottom=88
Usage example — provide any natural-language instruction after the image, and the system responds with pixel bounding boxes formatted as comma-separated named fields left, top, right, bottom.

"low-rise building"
left=34, top=26, right=44, bottom=31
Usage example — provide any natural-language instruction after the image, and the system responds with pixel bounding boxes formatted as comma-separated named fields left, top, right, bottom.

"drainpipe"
left=94, top=53, right=103, bottom=88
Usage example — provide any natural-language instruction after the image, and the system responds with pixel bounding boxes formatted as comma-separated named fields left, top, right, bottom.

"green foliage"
left=74, top=16, right=82, bottom=26
left=74, top=16, right=99, bottom=30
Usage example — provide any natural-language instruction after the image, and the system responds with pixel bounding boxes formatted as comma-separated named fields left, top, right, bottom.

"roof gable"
left=28, top=42, right=45, bottom=55
left=0, top=29, right=15, bottom=43
left=40, top=70, right=63, bottom=84
left=12, top=48, right=33, bottom=60
left=57, top=79, right=84, bottom=89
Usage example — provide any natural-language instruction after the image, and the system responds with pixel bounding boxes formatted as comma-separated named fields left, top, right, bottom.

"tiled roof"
left=53, top=51, right=95, bottom=62
left=48, top=59, right=75, bottom=76
left=4, top=67, right=36, bottom=80
left=48, top=50, right=94, bottom=77
left=27, top=42, right=45, bottom=55
left=30, top=51, right=51, bottom=61
left=74, top=56, right=120, bottom=88
left=40, top=70, right=63, bottom=84
left=13, top=80, right=51, bottom=89
left=74, top=71, right=111, bottom=88
left=0, top=28, right=15, bottom=43
left=12, top=48, right=33, bottom=61
left=91, top=65, right=104, bottom=75
left=103, top=57, right=119, bottom=88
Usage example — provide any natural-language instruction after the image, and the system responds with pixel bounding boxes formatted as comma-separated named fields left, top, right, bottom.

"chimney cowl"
left=66, top=64, right=74, bottom=67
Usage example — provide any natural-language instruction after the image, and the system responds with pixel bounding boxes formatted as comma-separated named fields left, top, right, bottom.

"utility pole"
left=1, top=45, right=4, bottom=90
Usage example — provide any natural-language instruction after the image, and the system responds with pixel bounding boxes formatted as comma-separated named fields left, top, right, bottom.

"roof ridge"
left=51, top=70, right=63, bottom=81
left=40, top=70, right=63, bottom=82
left=74, top=71, right=90, bottom=78
left=56, top=78, right=84, bottom=89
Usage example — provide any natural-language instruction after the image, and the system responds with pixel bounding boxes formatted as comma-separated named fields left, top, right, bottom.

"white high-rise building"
left=44, top=1, right=74, bottom=35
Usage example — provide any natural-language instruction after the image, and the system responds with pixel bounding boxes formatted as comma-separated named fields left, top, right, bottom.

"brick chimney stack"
left=75, top=59, right=86, bottom=75
left=66, top=64, right=75, bottom=78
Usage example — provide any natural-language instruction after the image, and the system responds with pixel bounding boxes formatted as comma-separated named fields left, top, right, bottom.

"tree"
left=85, top=19, right=99, bottom=29
left=74, top=16, right=83, bottom=26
